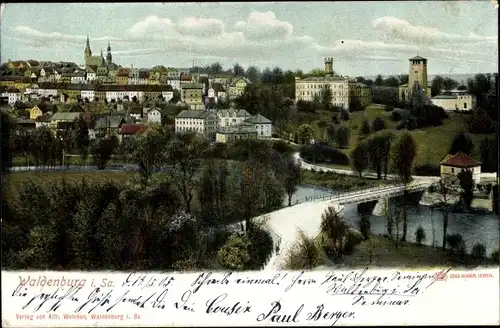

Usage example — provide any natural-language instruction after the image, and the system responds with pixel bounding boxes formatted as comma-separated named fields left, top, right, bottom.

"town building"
left=398, top=55, right=432, bottom=102
left=181, top=83, right=204, bottom=110
left=216, top=109, right=251, bottom=129
left=440, top=151, right=482, bottom=186
left=295, top=58, right=371, bottom=111
left=147, top=108, right=162, bottom=124
left=431, top=94, right=476, bottom=111
left=215, top=122, right=258, bottom=143
left=0, top=87, right=21, bottom=105
left=227, top=77, right=250, bottom=99
left=244, top=114, right=273, bottom=139
left=175, top=109, right=217, bottom=138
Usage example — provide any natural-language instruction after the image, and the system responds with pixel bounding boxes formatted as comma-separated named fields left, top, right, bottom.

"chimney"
left=324, top=57, right=333, bottom=77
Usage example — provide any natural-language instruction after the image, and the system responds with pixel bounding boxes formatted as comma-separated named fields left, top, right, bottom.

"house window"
left=464, top=102, right=467, bottom=109
left=451, top=168, right=454, bottom=174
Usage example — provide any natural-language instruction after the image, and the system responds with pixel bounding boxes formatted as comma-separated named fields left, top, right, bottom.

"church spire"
left=84, top=34, right=92, bottom=58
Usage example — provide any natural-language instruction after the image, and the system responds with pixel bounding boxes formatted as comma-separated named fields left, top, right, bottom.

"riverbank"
left=420, top=191, right=493, bottom=213
left=301, top=169, right=396, bottom=192
left=320, top=234, right=497, bottom=268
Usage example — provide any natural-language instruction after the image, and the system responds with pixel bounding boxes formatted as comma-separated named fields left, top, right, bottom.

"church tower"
left=106, top=41, right=112, bottom=65
left=84, top=35, right=92, bottom=65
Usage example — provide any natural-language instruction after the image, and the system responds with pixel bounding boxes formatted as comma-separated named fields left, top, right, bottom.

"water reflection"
left=291, top=186, right=499, bottom=256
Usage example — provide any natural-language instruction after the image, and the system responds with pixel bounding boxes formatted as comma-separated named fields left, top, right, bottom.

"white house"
left=167, top=79, right=181, bottom=90
left=38, top=83, right=59, bottom=98
left=431, top=94, right=476, bottom=111
left=162, top=90, right=174, bottom=102
left=175, top=110, right=217, bottom=138
left=71, top=71, right=87, bottom=84
left=81, top=89, right=95, bottom=102
left=1, top=87, right=21, bottom=105
left=86, top=69, right=97, bottom=82
left=439, top=152, right=482, bottom=186
left=216, top=109, right=252, bottom=130
left=244, top=113, right=273, bottom=139
left=147, top=108, right=162, bottom=124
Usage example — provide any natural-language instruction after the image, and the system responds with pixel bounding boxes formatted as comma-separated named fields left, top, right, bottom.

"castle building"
left=398, top=55, right=432, bottom=102
left=294, top=58, right=372, bottom=111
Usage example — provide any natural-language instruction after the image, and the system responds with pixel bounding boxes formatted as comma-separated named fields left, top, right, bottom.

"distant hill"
left=363, top=73, right=491, bottom=84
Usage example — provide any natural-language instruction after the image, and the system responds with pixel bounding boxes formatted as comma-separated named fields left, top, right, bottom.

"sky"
left=0, top=1, right=498, bottom=76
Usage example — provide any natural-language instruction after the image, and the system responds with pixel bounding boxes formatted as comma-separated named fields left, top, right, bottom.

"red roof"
left=440, top=151, right=482, bottom=168
left=120, top=124, right=146, bottom=135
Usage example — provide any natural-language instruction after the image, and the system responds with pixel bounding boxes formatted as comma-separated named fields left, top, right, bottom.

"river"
left=292, top=185, right=499, bottom=256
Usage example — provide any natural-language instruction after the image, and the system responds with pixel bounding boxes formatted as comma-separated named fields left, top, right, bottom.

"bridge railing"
left=296, top=181, right=433, bottom=204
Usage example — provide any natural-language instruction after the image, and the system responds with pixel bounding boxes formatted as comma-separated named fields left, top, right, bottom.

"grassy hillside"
left=297, top=104, right=494, bottom=169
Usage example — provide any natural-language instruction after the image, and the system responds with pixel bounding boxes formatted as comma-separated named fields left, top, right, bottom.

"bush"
left=341, top=110, right=349, bottom=121
left=359, top=215, right=371, bottom=240
left=415, top=225, right=426, bottom=246
left=391, top=111, right=403, bottom=122
left=490, top=248, right=500, bottom=262
left=428, top=185, right=437, bottom=193
left=385, top=105, right=394, bottom=112
left=284, top=230, right=323, bottom=270
left=247, top=226, right=273, bottom=270
left=343, top=229, right=363, bottom=254
left=446, top=233, right=466, bottom=254
left=471, top=243, right=486, bottom=259
left=300, top=144, right=350, bottom=166
left=414, top=164, right=441, bottom=177
left=217, top=235, right=251, bottom=271
left=372, top=117, right=386, bottom=132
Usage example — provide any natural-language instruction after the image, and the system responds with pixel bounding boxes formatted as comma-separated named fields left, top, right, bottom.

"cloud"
left=372, top=16, right=497, bottom=44
left=128, top=16, right=175, bottom=37
left=12, top=26, right=120, bottom=48
left=176, top=17, right=225, bottom=37
left=234, top=11, right=294, bottom=41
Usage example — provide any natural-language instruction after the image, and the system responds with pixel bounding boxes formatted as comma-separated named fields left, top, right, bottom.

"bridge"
left=304, top=180, right=434, bottom=206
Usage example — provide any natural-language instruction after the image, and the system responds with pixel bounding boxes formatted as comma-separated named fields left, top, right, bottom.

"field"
left=12, top=154, right=131, bottom=167
left=297, top=104, right=494, bottom=170
left=3, top=171, right=134, bottom=202
left=320, top=235, right=497, bottom=268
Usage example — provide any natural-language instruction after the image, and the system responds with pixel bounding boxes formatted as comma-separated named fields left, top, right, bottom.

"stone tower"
left=324, top=57, right=333, bottom=77
left=408, top=55, right=429, bottom=93
left=106, top=41, right=112, bottom=65
left=84, top=35, right=92, bottom=64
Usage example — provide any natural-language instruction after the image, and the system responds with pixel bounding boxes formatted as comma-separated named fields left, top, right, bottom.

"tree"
left=283, top=156, right=301, bottom=206
left=408, top=82, right=432, bottom=122
left=457, top=169, right=474, bottom=210
left=449, top=132, right=473, bottom=155
left=131, top=127, right=170, bottom=182
left=320, top=85, right=333, bottom=111
left=437, top=176, right=454, bottom=249
left=335, top=125, right=349, bottom=149
left=391, top=133, right=416, bottom=242
left=319, top=206, right=348, bottom=257
left=442, top=77, right=459, bottom=91
left=480, top=137, right=498, bottom=172
left=245, top=65, right=261, bottom=83
left=75, top=117, right=90, bottom=164
left=297, top=124, right=314, bottom=144
left=233, top=63, right=245, bottom=77
left=366, top=134, right=387, bottom=179
left=325, top=123, right=335, bottom=144
left=167, top=133, right=208, bottom=213
left=372, top=116, right=386, bottom=132
left=431, top=75, right=444, bottom=97
left=392, top=133, right=416, bottom=184
left=198, top=159, right=230, bottom=224
left=468, top=108, right=494, bottom=134
left=170, top=89, right=181, bottom=103
left=375, top=75, right=384, bottom=86
left=316, top=120, right=328, bottom=140
left=350, top=142, right=369, bottom=177
left=383, top=76, right=400, bottom=87
left=360, top=119, right=371, bottom=136
left=91, top=135, right=119, bottom=170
